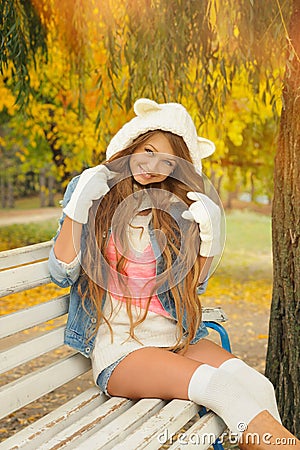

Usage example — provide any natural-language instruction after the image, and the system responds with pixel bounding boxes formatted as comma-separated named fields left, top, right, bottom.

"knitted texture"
left=219, top=358, right=282, bottom=423
left=106, top=98, right=215, bottom=172
left=91, top=296, right=179, bottom=383
left=188, top=364, right=264, bottom=439
left=91, top=211, right=179, bottom=382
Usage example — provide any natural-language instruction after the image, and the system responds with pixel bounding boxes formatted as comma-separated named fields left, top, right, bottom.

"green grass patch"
left=224, top=209, right=272, bottom=254
left=0, top=194, right=62, bottom=211
left=216, top=209, right=272, bottom=283
left=205, top=210, right=273, bottom=308
left=0, top=221, right=58, bottom=251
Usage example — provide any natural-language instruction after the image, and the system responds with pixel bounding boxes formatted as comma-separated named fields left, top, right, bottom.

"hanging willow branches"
left=0, top=0, right=47, bottom=104
left=0, top=0, right=291, bottom=122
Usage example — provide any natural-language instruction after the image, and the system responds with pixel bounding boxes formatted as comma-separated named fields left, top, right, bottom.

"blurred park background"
left=0, top=0, right=299, bottom=438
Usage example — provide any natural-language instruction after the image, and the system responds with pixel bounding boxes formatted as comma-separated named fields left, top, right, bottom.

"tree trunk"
left=47, top=174, right=55, bottom=207
left=39, top=168, right=47, bottom=207
left=7, top=178, right=14, bottom=208
left=0, top=176, right=6, bottom=208
left=265, top=0, right=300, bottom=437
left=250, top=172, right=255, bottom=202
left=216, top=174, right=223, bottom=197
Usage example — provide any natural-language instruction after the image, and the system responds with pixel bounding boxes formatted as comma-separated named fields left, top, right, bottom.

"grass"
left=0, top=194, right=62, bottom=211
left=225, top=209, right=272, bottom=253
left=220, top=209, right=272, bottom=280
left=0, top=221, right=58, bottom=251
left=207, top=209, right=273, bottom=308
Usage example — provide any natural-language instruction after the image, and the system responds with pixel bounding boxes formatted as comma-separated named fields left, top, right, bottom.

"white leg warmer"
left=219, top=358, right=282, bottom=423
left=188, top=364, right=264, bottom=439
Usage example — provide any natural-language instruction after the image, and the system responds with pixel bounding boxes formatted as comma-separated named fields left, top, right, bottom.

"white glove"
left=181, top=192, right=222, bottom=257
left=63, top=165, right=117, bottom=224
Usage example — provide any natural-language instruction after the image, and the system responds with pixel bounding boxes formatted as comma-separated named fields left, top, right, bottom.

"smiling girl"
left=49, top=99, right=299, bottom=449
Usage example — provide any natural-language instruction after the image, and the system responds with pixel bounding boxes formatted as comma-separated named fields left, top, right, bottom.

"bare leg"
left=107, top=347, right=201, bottom=399
left=107, top=341, right=300, bottom=449
left=107, top=339, right=234, bottom=398
left=239, top=411, right=300, bottom=449
left=178, top=338, right=236, bottom=367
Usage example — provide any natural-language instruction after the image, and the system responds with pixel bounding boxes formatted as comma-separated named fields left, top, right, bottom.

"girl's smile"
left=138, top=164, right=153, bottom=179
left=129, top=132, right=177, bottom=185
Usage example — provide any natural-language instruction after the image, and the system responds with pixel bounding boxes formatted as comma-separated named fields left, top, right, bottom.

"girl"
left=49, top=99, right=299, bottom=449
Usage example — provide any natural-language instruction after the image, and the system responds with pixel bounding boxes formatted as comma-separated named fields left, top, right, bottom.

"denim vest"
left=48, top=177, right=208, bottom=358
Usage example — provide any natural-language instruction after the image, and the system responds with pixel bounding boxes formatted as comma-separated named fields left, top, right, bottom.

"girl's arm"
left=53, top=165, right=117, bottom=264
left=53, top=216, right=82, bottom=264
left=199, top=256, right=213, bottom=284
left=49, top=166, right=116, bottom=286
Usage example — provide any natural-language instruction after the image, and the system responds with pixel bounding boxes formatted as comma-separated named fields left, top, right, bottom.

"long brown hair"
left=78, top=130, right=205, bottom=352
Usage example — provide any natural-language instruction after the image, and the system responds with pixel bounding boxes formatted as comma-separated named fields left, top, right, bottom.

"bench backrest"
left=0, top=241, right=91, bottom=421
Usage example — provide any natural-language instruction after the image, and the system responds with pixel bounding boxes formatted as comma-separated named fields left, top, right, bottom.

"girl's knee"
left=252, top=370, right=276, bottom=394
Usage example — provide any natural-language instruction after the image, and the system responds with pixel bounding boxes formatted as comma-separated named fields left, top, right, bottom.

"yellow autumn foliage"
left=0, top=284, right=69, bottom=316
left=206, top=276, right=272, bottom=309
left=0, top=0, right=283, bottom=202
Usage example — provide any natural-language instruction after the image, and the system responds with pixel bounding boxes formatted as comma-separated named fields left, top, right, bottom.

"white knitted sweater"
left=91, top=212, right=180, bottom=383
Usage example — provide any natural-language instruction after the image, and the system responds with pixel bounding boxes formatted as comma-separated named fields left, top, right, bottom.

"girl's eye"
left=164, top=160, right=173, bottom=167
left=145, top=148, right=154, bottom=155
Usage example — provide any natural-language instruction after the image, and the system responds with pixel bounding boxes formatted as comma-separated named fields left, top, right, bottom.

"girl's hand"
left=63, top=165, right=117, bottom=224
left=181, top=192, right=222, bottom=256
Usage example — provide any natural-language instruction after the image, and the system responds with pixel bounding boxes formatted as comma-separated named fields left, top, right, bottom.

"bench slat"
left=0, top=353, right=91, bottom=420
left=39, top=397, right=135, bottom=450
left=168, top=411, right=227, bottom=450
left=0, top=387, right=107, bottom=450
left=0, top=387, right=103, bottom=450
left=74, top=398, right=166, bottom=449
left=0, top=241, right=52, bottom=270
left=202, top=307, right=228, bottom=322
left=0, top=387, right=101, bottom=450
left=0, top=295, right=69, bottom=339
left=0, top=326, right=65, bottom=374
left=111, top=399, right=200, bottom=450
left=0, top=260, right=51, bottom=297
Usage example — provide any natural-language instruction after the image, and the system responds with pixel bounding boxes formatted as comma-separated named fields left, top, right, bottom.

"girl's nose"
left=146, top=157, right=162, bottom=174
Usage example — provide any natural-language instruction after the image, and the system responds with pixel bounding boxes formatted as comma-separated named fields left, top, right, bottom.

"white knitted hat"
left=106, top=98, right=215, bottom=172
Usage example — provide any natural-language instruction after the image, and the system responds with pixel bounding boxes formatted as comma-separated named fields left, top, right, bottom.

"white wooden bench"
left=0, top=241, right=229, bottom=449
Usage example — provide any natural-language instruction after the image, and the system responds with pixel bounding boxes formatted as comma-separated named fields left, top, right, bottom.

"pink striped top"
left=106, top=233, right=170, bottom=318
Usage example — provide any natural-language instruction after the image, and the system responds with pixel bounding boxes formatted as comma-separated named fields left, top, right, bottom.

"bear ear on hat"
left=134, top=98, right=162, bottom=117
left=197, top=137, right=216, bottom=158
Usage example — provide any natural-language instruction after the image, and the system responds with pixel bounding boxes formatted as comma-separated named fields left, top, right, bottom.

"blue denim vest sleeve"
left=196, top=279, right=208, bottom=295
left=64, top=280, right=99, bottom=357
left=47, top=176, right=98, bottom=357
left=48, top=176, right=84, bottom=287
left=48, top=247, right=81, bottom=287
left=53, top=176, right=80, bottom=241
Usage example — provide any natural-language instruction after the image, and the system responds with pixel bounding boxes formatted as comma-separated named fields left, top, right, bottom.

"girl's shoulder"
left=60, top=175, right=81, bottom=207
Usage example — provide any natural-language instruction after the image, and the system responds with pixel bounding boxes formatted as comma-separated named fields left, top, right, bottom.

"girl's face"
left=129, top=132, right=177, bottom=185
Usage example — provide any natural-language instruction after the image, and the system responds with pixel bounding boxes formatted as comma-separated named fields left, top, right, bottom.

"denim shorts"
left=96, top=355, right=128, bottom=396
